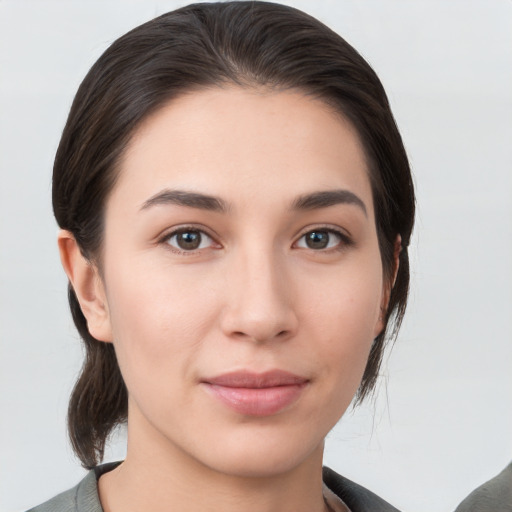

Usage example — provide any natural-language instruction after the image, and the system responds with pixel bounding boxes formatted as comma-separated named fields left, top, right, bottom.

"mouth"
left=201, top=370, right=309, bottom=416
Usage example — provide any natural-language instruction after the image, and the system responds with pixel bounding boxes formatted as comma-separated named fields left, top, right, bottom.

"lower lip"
left=203, top=383, right=307, bottom=416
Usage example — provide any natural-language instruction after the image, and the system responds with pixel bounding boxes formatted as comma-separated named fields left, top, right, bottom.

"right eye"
left=164, top=229, right=216, bottom=252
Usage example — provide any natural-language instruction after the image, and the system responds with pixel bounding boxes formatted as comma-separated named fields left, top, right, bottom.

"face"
left=93, top=87, right=387, bottom=477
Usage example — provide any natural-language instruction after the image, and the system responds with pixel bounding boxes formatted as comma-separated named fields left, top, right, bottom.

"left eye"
left=165, top=229, right=215, bottom=252
left=295, top=230, right=343, bottom=250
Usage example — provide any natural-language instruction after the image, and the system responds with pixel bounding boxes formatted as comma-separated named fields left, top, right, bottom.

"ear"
left=374, top=235, right=402, bottom=337
left=58, top=230, right=113, bottom=342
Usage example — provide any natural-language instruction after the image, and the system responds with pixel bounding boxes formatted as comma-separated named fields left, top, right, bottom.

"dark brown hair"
left=53, top=1, right=415, bottom=469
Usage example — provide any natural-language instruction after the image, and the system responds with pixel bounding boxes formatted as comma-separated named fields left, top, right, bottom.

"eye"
left=164, top=228, right=216, bottom=252
left=295, top=229, right=345, bottom=250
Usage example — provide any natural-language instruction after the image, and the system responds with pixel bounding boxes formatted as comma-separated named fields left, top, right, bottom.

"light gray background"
left=1, top=1, right=511, bottom=511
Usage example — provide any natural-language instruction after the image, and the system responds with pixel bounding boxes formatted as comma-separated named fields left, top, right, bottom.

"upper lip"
left=202, top=370, right=308, bottom=388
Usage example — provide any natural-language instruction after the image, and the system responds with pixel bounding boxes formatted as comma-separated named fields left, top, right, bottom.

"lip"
left=201, top=370, right=309, bottom=416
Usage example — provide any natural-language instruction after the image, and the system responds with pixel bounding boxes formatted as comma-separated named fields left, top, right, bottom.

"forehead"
left=112, top=86, right=373, bottom=214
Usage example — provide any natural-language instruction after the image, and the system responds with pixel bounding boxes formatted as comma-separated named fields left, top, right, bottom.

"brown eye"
left=176, top=231, right=201, bottom=250
left=296, top=229, right=345, bottom=250
left=166, top=229, right=214, bottom=252
left=305, top=231, right=329, bottom=249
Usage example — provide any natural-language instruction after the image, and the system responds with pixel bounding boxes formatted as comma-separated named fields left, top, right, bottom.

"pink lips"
left=202, top=370, right=308, bottom=416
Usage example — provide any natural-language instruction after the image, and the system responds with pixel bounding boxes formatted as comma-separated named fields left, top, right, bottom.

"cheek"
left=303, top=260, right=383, bottom=333
left=103, top=259, right=222, bottom=391
left=287, top=270, right=382, bottom=435
left=299, top=260, right=383, bottom=381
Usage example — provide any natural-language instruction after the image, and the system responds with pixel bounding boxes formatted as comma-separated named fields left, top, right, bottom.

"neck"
left=99, top=411, right=328, bottom=512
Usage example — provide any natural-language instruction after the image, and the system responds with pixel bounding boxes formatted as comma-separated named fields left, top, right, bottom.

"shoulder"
left=26, top=473, right=92, bottom=512
left=26, top=463, right=121, bottom=512
left=323, top=466, right=400, bottom=512
left=454, top=462, right=512, bottom=512
left=26, top=484, right=80, bottom=512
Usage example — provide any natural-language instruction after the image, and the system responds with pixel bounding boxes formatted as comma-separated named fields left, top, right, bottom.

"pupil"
left=307, top=231, right=328, bottom=249
left=177, top=231, right=201, bottom=250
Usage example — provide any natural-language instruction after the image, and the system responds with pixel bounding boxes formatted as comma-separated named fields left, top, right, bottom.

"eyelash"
left=159, top=225, right=353, bottom=254
left=294, top=226, right=353, bottom=252
left=159, top=225, right=218, bottom=255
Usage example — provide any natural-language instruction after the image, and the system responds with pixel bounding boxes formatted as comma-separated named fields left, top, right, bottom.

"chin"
left=193, top=426, right=325, bottom=479
left=208, top=452, right=317, bottom=479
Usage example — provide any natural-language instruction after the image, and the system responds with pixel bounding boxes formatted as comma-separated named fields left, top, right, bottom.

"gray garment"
left=454, top=462, right=512, bottom=512
left=27, top=463, right=400, bottom=512
left=26, top=463, right=117, bottom=512
left=322, top=466, right=400, bottom=512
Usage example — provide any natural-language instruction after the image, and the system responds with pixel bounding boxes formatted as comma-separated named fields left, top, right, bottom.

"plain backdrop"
left=1, top=1, right=511, bottom=511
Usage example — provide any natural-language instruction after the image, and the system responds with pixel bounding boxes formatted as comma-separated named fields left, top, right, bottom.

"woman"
left=29, top=2, right=414, bottom=511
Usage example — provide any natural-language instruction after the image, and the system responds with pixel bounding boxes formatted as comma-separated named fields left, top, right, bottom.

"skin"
left=59, top=87, right=396, bottom=512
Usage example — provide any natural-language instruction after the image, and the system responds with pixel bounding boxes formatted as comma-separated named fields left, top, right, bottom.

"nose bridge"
left=221, top=240, right=297, bottom=342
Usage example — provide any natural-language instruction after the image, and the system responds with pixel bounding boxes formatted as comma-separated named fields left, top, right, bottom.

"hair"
left=53, top=1, right=415, bottom=469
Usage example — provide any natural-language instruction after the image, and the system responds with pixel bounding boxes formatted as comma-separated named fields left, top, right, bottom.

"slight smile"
left=201, top=370, right=310, bottom=416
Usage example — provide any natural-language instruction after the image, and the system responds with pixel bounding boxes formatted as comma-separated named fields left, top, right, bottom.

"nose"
left=220, top=249, right=298, bottom=343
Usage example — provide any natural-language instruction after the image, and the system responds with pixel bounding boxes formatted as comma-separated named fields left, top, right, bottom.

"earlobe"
left=57, top=230, right=113, bottom=342
left=374, top=235, right=402, bottom=338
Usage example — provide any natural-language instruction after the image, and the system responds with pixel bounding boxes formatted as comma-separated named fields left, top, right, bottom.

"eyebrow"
left=140, top=189, right=229, bottom=213
left=140, top=188, right=367, bottom=216
left=292, top=189, right=367, bottom=216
